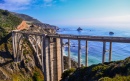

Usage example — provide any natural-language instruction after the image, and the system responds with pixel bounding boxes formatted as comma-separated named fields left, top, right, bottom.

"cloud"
left=0, top=0, right=32, bottom=10
left=43, top=0, right=66, bottom=7
left=43, top=0, right=56, bottom=7
left=0, top=0, right=67, bottom=10
left=4, top=0, right=31, bottom=5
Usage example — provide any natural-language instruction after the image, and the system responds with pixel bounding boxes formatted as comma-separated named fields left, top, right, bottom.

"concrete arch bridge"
left=12, top=30, right=130, bottom=81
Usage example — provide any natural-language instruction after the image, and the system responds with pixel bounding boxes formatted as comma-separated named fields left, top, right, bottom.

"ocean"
left=57, top=26, right=130, bottom=66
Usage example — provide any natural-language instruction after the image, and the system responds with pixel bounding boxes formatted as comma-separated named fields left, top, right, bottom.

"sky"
left=0, top=0, right=130, bottom=28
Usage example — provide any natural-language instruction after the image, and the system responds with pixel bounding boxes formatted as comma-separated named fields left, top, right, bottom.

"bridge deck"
left=47, top=34, right=130, bottom=43
left=12, top=31, right=130, bottom=43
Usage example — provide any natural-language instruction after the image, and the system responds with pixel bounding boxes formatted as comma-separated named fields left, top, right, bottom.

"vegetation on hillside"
left=61, top=57, right=130, bottom=81
left=11, top=12, right=42, bottom=24
left=11, top=12, right=59, bottom=30
left=0, top=9, right=22, bottom=38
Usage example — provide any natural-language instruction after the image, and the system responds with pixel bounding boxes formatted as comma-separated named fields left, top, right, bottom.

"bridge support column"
left=109, top=42, right=112, bottom=62
left=12, top=32, right=16, bottom=61
left=60, top=38, right=64, bottom=72
left=102, top=41, right=106, bottom=63
left=85, top=40, right=88, bottom=67
left=68, top=39, right=71, bottom=69
left=12, top=31, right=18, bottom=62
left=43, top=36, right=50, bottom=81
left=55, top=38, right=62, bottom=81
left=78, top=39, right=81, bottom=67
left=49, top=37, right=54, bottom=81
left=41, top=36, right=44, bottom=72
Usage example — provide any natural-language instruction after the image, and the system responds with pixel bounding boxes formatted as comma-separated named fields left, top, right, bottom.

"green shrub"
left=0, top=9, right=22, bottom=39
left=98, top=77, right=112, bottom=81
left=2, top=10, right=9, bottom=16
left=61, top=68, right=76, bottom=79
left=92, top=65, right=109, bottom=72
left=99, top=75, right=130, bottom=81
left=33, top=72, right=43, bottom=81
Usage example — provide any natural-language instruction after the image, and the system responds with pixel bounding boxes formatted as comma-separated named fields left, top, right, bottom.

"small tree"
left=2, top=10, right=9, bottom=16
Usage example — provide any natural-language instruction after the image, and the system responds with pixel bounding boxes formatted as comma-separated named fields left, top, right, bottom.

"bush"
left=2, top=10, right=9, bottom=16
left=98, top=77, right=112, bottom=81
left=61, top=68, right=76, bottom=79
left=99, top=75, right=130, bottom=81
left=33, top=72, right=44, bottom=81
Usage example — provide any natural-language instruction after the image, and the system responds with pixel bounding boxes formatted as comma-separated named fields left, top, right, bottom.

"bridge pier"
left=109, top=42, right=112, bottom=62
left=43, top=37, right=50, bottom=81
left=12, top=31, right=21, bottom=62
left=78, top=39, right=81, bottom=67
left=102, top=41, right=106, bottom=63
left=60, top=38, right=64, bottom=72
left=41, top=36, right=44, bottom=72
left=68, top=39, right=71, bottom=69
left=85, top=40, right=88, bottom=67
left=55, top=38, right=62, bottom=81
left=48, top=37, right=53, bottom=81
left=12, top=31, right=16, bottom=61
left=43, top=37, right=62, bottom=81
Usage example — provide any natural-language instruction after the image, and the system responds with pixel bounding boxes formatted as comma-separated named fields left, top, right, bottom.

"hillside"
left=61, top=57, right=130, bottom=81
left=0, top=9, right=22, bottom=38
left=11, top=12, right=42, bottom=24
left=11, top=12, right=59, bottom=30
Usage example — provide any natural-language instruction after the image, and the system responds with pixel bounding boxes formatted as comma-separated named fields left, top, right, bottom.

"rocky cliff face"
left=17, top=21, right=29, bottom=30
left=0, top=42, right=44, bottom=81
left=64, top=56, right=79, bottom=69
left=0, top=20, right=44, bottom=80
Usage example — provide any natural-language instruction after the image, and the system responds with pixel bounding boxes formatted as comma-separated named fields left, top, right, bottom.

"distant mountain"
left=11, top=12, right=59, bottom=30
